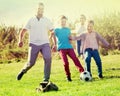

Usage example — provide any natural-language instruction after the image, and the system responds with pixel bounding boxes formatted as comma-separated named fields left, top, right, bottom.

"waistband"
left=85, top=48, right=98, bottom=51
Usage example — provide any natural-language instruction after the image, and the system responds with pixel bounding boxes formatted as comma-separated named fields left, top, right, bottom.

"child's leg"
left=77, top=40, right=81, bottom=56
left=84, top=49, right=92, bottom=74
left=92, top=50, right=102, bottom=77
left=59, top=49, right=71, bottom=77
left=67, top=49, right=84, bottom=73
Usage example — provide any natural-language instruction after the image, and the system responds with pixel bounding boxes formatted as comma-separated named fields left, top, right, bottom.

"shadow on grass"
left=91, top=76, right=120, bottom=82
left=36, top=89, right=61, bottom=93
left=71, top=68, right=120, bottom=81
left=105, top=68, right=120, bottom=71
left=103, top=67, right=120, bottom=79
left=104, top=75, right=120, bottom=79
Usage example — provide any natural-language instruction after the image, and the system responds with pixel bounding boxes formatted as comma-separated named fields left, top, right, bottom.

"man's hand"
left=18, top=41, right=23, bottom=47
left=18, top=29, right=27, bottom=48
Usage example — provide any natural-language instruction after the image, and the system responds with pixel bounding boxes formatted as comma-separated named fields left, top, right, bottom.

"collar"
left=35, top=15, right=44, bottom=21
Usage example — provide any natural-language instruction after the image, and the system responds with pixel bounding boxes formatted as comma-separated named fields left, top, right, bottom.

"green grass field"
left=0, top=55, right=120, bottom=96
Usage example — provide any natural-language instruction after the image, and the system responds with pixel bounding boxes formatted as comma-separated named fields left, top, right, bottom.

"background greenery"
left=0, top=12, right=120, bottom=63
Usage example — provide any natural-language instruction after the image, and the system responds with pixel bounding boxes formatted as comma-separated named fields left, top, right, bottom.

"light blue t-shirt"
left=54, top=27, right=73, bottom=50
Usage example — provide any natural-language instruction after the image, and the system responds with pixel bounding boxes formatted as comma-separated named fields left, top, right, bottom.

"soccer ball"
left=80, top=71, right=92, bottom=81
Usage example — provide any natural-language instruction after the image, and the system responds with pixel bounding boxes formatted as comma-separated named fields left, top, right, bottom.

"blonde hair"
left=88, top=20, right=94, bottom=25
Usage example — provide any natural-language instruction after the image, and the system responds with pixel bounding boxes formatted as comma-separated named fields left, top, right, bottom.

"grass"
left=0, top=55, right=120, bottom=96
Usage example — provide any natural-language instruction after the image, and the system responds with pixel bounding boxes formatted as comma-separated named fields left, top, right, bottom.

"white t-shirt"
left=76, top=23, right=86, bottom=36
left=24, top=16, right=53, bottom=45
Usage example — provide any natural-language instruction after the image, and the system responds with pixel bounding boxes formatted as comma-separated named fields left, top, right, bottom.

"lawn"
left=0, top=55, right=120, bottom=96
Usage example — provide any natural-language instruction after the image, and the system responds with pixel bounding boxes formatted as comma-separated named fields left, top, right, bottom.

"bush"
left=94, top=12, right=120, bottom=51
left=0, top=12, right=120, bottom=60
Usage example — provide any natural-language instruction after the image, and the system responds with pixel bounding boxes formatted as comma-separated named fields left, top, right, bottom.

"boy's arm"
left=69, top=34, right=83, bottom=41
left=96, top=32, right=110, bottom=48
left=18, top=29, right=27, bottom=47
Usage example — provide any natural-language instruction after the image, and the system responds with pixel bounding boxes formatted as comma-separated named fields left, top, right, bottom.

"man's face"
left=37, top=5, right=44, bottom=15
left=87, top=23, right=94, bottom=33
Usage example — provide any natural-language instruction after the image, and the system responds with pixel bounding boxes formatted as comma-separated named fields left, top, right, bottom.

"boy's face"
left=37, top=5, right=44, bottom=15
left=87, top=23, right=94, bottom=33
left=61, top=18, right=67, bottom=27
left=80, top=16, right=86, bottom=24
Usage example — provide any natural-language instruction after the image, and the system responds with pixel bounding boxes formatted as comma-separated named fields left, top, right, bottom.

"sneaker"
left=17, top=71, right=24, bottom=80
left=67, top=76, right=72, bottom=82
left=99, top=75, right=104, bottom=79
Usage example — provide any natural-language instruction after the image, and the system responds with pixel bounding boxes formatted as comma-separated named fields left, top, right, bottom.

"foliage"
left=94, top=12, right=120, bottom=51
left=0, top=25, right=28, bottom=62
left=0, top=12, right=120, bottom=60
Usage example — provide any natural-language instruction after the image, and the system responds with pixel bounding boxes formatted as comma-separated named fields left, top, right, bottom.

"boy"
left=76, top=14, right=86, bottom=57
left=70, top=20, right=110, bottom=78
left=51, top=16, right=84, bottom=81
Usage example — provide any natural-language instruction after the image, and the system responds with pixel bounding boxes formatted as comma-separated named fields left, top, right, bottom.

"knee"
left=22, top=62, right=34, bottom=73
left=29, top=58, right=36, bottom=65
left=44, top=56, right=51, bottom=62
left=95, top=58, right=101, bottom=65
left=85, top=57, right=91, bottom=62
left=96, top=61, right=102, bottom=66
left=72, top=55, right=78, bottom=60
left=64, top=63, right=69, bottom=68
left=27, top=62, right=35, bottom=67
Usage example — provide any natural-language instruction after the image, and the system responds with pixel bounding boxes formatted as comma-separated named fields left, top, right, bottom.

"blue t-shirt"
left=54, top=27, right=73, bottom=50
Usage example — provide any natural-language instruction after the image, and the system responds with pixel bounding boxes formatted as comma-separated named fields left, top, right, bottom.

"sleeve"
left=96, top=32, right=109, bottom=47
left=24, top=19, right=31, bottom=30
left=47, top=19, right=54, bottom=31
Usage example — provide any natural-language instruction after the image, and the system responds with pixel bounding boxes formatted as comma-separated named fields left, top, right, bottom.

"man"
left=17, top=2, right=56, bottom=82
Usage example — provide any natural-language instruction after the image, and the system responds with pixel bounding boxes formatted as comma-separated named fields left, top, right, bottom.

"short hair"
left=38, top=2, right=44, bottom=7
left=80, top=14, right=86, bottom=20
left=88, top=20, right=94, bottom=25
left=60, top=15, right=68, bottom=20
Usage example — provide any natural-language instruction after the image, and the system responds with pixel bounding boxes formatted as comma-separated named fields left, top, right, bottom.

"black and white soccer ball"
left=80, top=71, right=92, bottom=81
